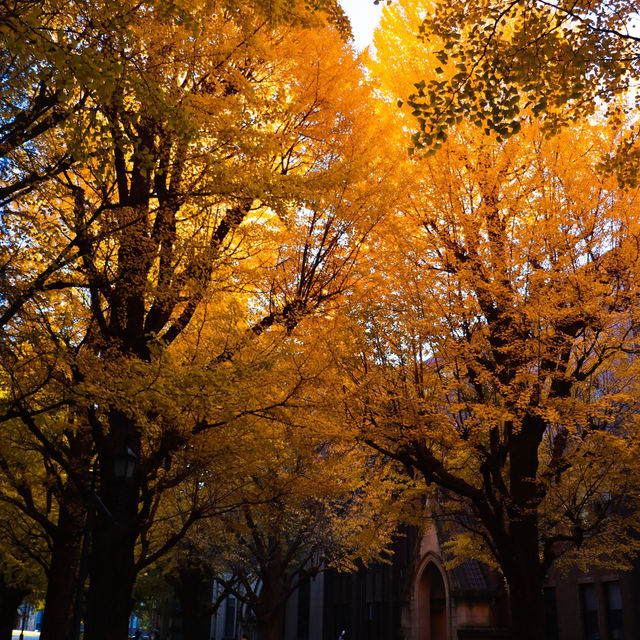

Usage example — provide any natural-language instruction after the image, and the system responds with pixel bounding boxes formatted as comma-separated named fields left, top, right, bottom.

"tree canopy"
left=2, top=1, right=640, bottom=640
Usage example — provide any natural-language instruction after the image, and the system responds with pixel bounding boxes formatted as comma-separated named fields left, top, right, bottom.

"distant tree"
left=188, top=417, right=405, bottom=640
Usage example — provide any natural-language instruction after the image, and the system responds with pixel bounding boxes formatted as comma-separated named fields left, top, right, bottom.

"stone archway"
left=417, top=561, right=448, bottom=640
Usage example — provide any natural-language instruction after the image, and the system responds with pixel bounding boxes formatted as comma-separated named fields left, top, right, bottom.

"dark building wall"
left=546, top=566, right=640, bottom=640
left=323, top=527, right=417, bottom=640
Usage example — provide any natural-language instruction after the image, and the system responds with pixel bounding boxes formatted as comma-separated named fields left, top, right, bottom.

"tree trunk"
left=83, top=485, right=138, bottom=640
left=40, top=487, right=85, bottom=640
left=257, top=609, right=284, bottom=640
left=0, top=579, right=28, bottom=640
left=84, top=423, right=140, bottom=640
left=256, top=564, right=286, bottom=640
left=84, top=532, right=136, bottom=640
left=504, top=417, right=546, bottom=640
left=504, top=523, right=545, bottom=640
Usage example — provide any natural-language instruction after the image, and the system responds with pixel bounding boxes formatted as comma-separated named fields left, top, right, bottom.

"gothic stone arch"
left=413, top=554, right=450, bottom=640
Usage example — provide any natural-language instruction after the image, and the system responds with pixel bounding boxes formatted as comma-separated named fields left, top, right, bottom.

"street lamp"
left=113, top=447, right=137, bottom=480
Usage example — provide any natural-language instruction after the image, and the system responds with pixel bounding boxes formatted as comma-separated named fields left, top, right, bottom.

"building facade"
left=319, top=523, right=640, bottom=640
left=176, top=524, right=640, bottom=640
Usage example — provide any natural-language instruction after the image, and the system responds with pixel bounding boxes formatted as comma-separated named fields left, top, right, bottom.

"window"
left=604, top=581, right=624, bottom=640
left=580, top=583, right=600, bottom=640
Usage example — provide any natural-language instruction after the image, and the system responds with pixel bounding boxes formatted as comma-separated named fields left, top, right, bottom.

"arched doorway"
left=417, top=561, right=447, bottom=640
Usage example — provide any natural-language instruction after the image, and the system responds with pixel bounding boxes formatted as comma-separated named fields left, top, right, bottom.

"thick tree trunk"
left=256, top=563, right=286, bottom=640
left=84, top=538, right=136, bottom=640
left=257, top=609, right=284, bottom=640
left=504, top=416, right=546, bottom=640
left=0, top=579, right=28, bottom=640
left=504, top=522, right=545, bottom=640
left=508, top=580, right=545, bottom=640
left=84, top=422, right=140, bottom=640
left=83, top=487, right=138, bottom=640
left=40, top=488, right=85, bottom=640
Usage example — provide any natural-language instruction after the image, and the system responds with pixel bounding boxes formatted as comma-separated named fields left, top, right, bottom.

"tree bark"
left=257, top=608, right=284, bottom=640
left=504, top=522, right=545, bottom=640
left=256, top=564, right=286, bottom=640
left=503, top=415, right=547, bottom=640
left=40, top=486, right=85, bottom=640
left=174, top=564, right=213, bottom=640
left=84, top=422, right=140, bottom=640
left=83, top=487, right=138, bottom=640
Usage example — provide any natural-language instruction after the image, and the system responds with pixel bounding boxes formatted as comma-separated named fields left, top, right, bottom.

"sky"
left=338, top=0, right=385, bottom=50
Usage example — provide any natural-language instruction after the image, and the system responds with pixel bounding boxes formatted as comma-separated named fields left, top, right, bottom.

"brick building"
left=317, top=523, right=640, bottom=640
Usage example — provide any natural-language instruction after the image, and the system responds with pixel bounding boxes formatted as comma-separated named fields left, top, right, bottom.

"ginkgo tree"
left=337, top=3, right=640, bottom=639
left=0, top=2, right=398, bottom=640
left=350, top=128, right=640, bottom=638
